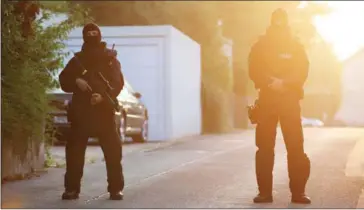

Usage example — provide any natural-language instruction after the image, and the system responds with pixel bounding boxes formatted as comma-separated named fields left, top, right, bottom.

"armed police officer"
left=248, top=9, right=311, bottom=204
left=59, top=23, right=125, bottom=200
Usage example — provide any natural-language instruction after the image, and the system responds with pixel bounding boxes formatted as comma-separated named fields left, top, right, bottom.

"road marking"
left=357, top=189, right=364, bottom=208
left=345, top=138, right=364, bottom=209
left=82, top=129, right=355, bottom=204
left=84, top=141, right=253, bottom=203
left=345, top=138, right=364, bottom=178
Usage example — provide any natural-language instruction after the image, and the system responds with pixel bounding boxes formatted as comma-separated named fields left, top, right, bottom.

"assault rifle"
left=72, top=44, right=120, bottom=112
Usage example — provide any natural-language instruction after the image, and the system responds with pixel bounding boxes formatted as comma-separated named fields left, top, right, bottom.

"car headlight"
left=64, top=100, right=70, bottom=109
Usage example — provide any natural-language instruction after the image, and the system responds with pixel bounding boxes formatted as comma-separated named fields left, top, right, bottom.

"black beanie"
left=82, top=22, right=101, bottom=43
left=271, top=8, right=288, bottom=26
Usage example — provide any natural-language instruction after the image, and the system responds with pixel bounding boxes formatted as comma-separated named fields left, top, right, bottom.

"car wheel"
left=132, top=118, right=148, bottom=143
left=117, top=114, right=126, bottom=143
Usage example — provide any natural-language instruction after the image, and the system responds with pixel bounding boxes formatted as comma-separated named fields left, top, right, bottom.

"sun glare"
left=310, top=1, right=364, bottom=61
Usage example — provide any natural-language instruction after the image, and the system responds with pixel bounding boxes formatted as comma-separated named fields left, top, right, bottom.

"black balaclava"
left=271, top=8, right=288, bottom=28
left=268, top=8, right=290, bottom=38
left=82, top=23, right=102, bottom=46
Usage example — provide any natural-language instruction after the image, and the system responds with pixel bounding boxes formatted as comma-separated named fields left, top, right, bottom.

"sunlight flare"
left=311, top=1, right=364, bottom=61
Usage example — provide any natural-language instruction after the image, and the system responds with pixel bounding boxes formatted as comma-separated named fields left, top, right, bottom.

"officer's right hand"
left=75, top=78, right=92, bottom=92
left=268, top=77, right=285, bottom=92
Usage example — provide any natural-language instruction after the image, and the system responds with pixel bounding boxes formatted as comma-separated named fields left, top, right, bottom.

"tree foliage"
left=84, top=1, right=333, bottom=95
left=82, top=1, right=340, bottom=129
left=303, top=36, right=343, bottom=120
left=1, top=1, right=88, bottom=158
left=221, top=1, right=331, bottom=46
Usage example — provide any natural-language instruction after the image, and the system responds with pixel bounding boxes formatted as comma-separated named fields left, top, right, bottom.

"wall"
left=335, top=50, right=364, bottom=126
left=108, top=37, right=166, bottom=141
left=2, top=134, right=45, bottom=181
left=169, top=27, right=202, bottom=139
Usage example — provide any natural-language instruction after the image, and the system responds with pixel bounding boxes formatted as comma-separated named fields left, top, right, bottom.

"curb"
left=345, top=138, right=364, bottom=178
left=357, top=189, right=364, bottom=208
left=345, top=138, right=364, bottom=209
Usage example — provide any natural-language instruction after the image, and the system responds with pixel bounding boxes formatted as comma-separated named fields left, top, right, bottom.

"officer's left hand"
left=91, top=93, right=103, bottom=105
left=269, top=77, right=285, bottom=92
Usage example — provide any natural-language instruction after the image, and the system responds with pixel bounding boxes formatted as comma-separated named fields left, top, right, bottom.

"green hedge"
left=1, top=1, right=88, bottom=160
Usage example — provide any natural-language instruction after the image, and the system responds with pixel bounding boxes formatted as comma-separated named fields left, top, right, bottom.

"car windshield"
left=124, top=81, right=135, bottom=93
left=117, top=80, right=134, bottom=99
left=47, top=88, right=64, bottom=94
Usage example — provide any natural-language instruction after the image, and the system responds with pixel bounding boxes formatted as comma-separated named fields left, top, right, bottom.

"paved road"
left=2, top=128, right=364, bottom=208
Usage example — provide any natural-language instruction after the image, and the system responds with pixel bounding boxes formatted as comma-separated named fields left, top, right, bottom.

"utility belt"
left=259, top=86, right=303, bottom=99
left=247, top=88, right=302, bottom=125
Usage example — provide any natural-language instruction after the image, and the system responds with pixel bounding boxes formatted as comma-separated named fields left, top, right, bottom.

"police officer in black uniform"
left=59, top=23, right=125, bottom=200
left=248, top=9, right=311, bottom=204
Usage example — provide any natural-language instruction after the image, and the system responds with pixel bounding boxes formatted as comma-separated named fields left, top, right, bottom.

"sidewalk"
left=1, top=135, right=205, bottom=208
left=345, top=137, right=364, bottom=208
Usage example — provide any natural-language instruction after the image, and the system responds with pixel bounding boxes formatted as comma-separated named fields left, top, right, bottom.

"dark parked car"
left=47, top=80, right=148, bottom=144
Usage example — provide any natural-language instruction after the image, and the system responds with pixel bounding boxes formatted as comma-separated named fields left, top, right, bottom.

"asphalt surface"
left=2, top=128, right=364, bottom=209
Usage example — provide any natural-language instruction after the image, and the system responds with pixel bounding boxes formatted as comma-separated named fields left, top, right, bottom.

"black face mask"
left=84, top=36, right=101, bottom=45
left=270, top=22, right=289, bottom=32
left=272, top=18, right=288, bottom=27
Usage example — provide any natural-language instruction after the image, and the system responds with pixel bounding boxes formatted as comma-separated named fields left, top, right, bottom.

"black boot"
left=253, top=193, right=273, bottom=203
left=109, top=191, right=124, bottom=200
left=62, top=191, right=79, bottom=200
left=291, top=194, right=311, bottom=204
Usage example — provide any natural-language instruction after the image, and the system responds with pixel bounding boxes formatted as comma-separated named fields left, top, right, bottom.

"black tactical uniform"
left=248, top=9, right=311, bottom=204
left=59, top=23, right=125, bottom=200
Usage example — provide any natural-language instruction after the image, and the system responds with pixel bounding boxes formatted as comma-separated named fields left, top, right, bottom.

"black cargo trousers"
left=64, top=109, right=124, bottom=194
left=255, top=94, right=310, bottom=196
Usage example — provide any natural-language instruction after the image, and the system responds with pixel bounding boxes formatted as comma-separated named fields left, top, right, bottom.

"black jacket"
left=248, top=26, right=309, bottom=99
left=59, top=42, right=124, bottom=121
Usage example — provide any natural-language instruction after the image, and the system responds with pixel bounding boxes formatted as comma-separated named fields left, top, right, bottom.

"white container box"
left=65, top=25, right=202, bottom=141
